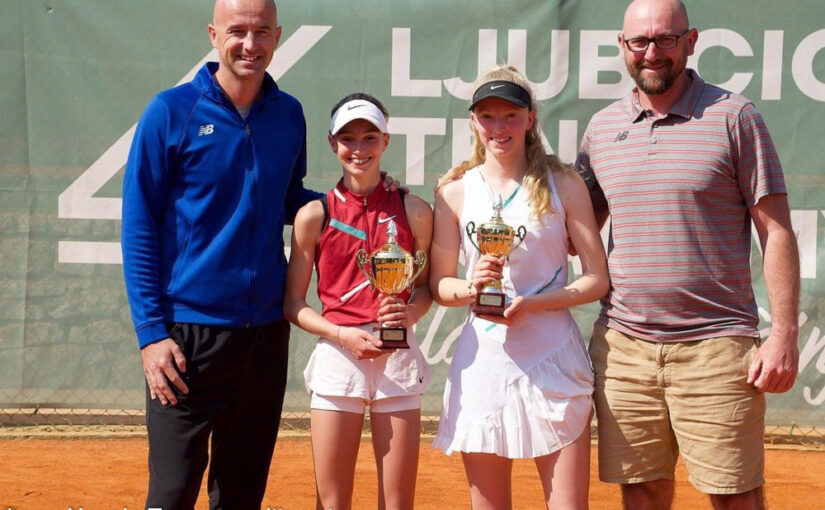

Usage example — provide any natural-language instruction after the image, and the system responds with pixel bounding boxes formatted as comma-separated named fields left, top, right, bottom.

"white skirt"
left=433, top=329, right=594, bottom=459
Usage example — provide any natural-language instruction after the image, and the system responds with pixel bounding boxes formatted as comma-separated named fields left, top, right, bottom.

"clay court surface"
left=1, top=434, right=823, bottom=509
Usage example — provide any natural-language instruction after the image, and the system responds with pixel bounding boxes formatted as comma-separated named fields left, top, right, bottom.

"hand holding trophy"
left=466, top=195, right=527, bottom=316
left=356, top=219, right=427, bottom=349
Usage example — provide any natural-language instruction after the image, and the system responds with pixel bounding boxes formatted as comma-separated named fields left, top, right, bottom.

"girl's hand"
left=468, top=254, right=505, bottom=297
left=377, top=294, right=410, bottom=328
left=337, top=326, right=386, bottom=359
left=475, top=295, right=532, bottom=327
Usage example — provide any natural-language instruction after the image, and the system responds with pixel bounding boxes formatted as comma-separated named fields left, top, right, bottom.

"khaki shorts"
left=589, top=325, right=765, bottom=495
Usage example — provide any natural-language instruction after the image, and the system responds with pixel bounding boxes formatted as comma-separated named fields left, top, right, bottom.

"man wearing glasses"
left=576, top=0, right=799, bottom=509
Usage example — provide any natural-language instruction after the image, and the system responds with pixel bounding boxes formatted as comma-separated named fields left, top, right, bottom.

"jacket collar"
left=192, top=62, right=281, bottom=108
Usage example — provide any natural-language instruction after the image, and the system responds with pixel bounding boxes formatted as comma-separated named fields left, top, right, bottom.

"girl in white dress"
left=429, top=66, right=609, bottom=509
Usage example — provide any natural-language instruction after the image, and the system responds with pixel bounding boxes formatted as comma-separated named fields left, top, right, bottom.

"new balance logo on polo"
left=614, top=131, right=629, bottom=142
left=198, top=124, right=214, bottom=136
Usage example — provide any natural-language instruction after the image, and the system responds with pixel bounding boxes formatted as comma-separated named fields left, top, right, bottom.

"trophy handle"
left=406, top=250, right=427, bottom=293
left=355, top=249, right=375, bottom=288
left=510, top=225, right=528, bottom=253
left=465, top=221, right=481, bottom=252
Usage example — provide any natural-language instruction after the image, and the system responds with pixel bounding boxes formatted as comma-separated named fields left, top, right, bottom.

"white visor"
left=329, top=99, right=388, bottom=135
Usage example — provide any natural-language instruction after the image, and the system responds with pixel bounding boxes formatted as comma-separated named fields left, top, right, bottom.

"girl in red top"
left=284, top=93, right=433, bottom=510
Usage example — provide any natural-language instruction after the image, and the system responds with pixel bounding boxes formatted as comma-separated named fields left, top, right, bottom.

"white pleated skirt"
left=433, top=328, right=594, bottom=459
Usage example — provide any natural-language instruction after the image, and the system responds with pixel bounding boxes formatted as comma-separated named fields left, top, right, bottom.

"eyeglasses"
left=622, top=29, right=691, bottom=52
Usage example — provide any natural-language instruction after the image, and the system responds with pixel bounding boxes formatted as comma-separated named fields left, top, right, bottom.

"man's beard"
left=628, top=58, right=684, bottom=95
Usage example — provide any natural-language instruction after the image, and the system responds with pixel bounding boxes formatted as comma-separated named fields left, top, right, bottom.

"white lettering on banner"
left=443, top=29, right=497, bottom=98
left=796, top=210, right=818, bottom=279
left=56, top=25, right=332, bottom=264
left=793, top=29, right=825, bottom=102
left=417, top=305, right=461, bottom=365
left=507, top=30, right=570, bottom=100
left=440, top=29, right=571, bottom=100
left=685, top=27, right=825, bottom=102
left=556, top=119, right=579, bottom=164
left=388, top=117, right=447, bottom=186
left=59, top=26, right=825, bottom=265
left=451, top=118, right=471, bottom=168
left=689, top=28, right=754, bottom=93
left=394, top=27, right=825, bottom=103
left=762, top=30, right=784, bottom=100
left=578, top=30, right=635, bottom=100
left=391, top=28, right=441, bottom=97
left=390, top=117, right=577, bottom=186
left=762, top=311, right=825, bottom=406
left=800, top=321, right=825, bottom=405
left=394, top=28, right=627, bottom=101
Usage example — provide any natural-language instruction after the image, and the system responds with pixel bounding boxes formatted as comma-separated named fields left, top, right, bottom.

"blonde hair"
left=435, top=65, right=568, bottom=220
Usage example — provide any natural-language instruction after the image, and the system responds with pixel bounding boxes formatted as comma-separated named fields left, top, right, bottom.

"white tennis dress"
left=433, top=166, right=594, bottom=458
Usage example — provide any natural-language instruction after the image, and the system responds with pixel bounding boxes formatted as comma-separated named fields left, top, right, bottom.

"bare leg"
left=461, top=452, right=513, bottom=510
left=710, top=487, right=765, bottom=510
left=310, top=409, right=365, bottom=510
left=370, top=408, right=421, bottom=510
left=534, top=426, right=591, bottom=509
left=621, top=479, right=675, bottom=510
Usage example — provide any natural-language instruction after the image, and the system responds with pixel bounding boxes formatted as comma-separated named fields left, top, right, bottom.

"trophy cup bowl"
left=466, top=197, right=527, bottom=316
left=355, top=220, right=426, bottom=349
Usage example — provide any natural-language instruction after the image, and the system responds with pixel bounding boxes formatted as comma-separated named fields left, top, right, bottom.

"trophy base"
left=474, top=292, right=505, bottom=316
left=379, top=326, right=410, bottom=349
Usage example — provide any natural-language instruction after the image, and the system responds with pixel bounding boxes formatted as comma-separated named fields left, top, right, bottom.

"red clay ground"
left=0, top=436, right=823, bottom=509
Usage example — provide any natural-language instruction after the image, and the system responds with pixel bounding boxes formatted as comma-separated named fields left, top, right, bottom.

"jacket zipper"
left=246, top=121, right=254, bottom=327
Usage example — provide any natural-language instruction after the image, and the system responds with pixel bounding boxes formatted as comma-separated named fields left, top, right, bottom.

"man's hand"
left=747, top=333, right=799, bottom=393
left=141, top=338, right=189, bottom=406
left=380, top=171, right=409, bottom=194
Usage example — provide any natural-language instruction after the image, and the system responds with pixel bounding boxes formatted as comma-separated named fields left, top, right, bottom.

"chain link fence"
left=2, top=307, right=824, bottom=447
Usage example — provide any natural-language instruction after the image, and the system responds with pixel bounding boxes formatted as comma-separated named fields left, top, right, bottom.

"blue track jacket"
left=122, top=62, right=320, bottom=348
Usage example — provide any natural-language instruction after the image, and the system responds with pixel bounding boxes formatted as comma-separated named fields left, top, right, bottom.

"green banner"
left=1, top=0, right=823, bottom=426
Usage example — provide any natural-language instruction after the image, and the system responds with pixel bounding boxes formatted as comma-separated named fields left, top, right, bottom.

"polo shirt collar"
left=629, top=69, right=704, bottom=122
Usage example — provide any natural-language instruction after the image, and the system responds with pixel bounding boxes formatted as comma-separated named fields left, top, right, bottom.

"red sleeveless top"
left=315, top=179, right=414, bottom=326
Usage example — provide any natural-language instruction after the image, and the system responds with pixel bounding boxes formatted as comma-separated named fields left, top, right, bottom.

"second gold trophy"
left=466, top=196, right=526, bottom=316
left=355, top=219, right=427, bottom=348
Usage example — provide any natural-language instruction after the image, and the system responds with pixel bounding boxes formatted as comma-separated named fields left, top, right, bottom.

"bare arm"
left=547, top=170, right=609, bottom=306
left=747, top=193, right=800, bottom=393
left=574, top=132, right=610, bottom=246
left=428, top=179, right=502, bottom=307
left=283, top=200, right=383, bottom=359
left=495, top=170, right=609, bottom=324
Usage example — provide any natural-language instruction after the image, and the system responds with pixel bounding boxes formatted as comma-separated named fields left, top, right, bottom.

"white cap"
left=329, top=99, right=388, bottom=135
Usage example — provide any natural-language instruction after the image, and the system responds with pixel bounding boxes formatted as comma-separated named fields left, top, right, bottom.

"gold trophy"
left=466, top=195, right=527, bottom=316
left=355, top=219, right=427, bottom=349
